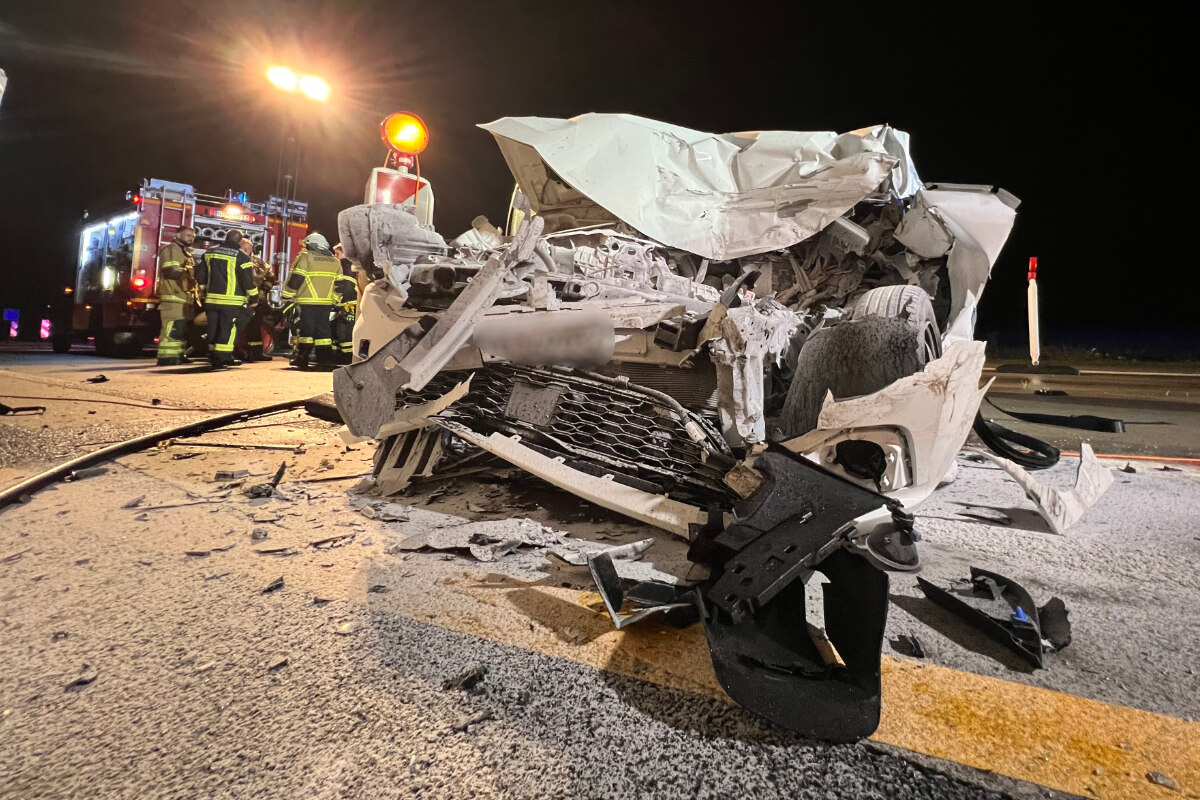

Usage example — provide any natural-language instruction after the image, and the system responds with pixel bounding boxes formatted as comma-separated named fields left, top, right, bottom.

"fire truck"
left=56, top=178, right=309, bottom=355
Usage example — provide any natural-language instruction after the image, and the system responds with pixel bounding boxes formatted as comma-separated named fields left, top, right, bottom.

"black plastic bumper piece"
left=692, top=448, right=891, bottom=742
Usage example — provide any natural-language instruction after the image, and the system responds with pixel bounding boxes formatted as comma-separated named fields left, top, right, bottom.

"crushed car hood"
left=480, top=113, right=921, bottom=260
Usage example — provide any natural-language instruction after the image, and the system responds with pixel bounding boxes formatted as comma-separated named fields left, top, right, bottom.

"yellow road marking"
left=362, top=563, right=1199, bottom=800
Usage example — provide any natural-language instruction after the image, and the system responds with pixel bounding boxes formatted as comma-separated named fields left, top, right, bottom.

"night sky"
left=0, top=2, right=1189, bottom=352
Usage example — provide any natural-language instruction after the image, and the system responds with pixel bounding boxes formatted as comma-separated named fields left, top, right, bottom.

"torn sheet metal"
left=917, top=567, right=1072, bottom=669
left=781, top=341, right=990, bottom=509
left=334, top=218, right=543, bottom=438
left=434, top=419, right=708, bottom=538
left=480, top=114, right=911, bottom=260
left=900, top=187, right=1018, bottom=343
left=709, top=298, right=801, bottom=446
left=976, top=442, right=1115, bottom=534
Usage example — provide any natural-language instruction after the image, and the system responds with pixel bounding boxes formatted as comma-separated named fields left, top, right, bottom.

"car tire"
left=778, top=286, right=942, bottom=438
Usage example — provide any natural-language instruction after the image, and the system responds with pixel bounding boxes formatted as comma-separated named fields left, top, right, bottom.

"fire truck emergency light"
left=131, top=275, right=147, bottom=290
left=382, top=112, right=429, bottom=156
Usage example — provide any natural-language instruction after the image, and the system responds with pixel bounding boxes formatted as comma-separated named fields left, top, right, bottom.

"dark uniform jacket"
left=197, top=245, right=257, bottom=307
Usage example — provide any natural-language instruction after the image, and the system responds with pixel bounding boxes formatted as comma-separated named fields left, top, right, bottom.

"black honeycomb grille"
left=397, top=364, right=736, bottom=507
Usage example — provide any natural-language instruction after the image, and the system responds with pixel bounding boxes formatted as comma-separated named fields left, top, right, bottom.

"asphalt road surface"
left=2, top=350, right=1198, bottom=800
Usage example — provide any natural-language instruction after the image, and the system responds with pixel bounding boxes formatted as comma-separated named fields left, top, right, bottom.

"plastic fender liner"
left=692, top=449, right=893, bottom=742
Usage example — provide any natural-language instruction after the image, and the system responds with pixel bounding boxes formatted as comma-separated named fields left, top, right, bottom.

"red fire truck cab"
left=57, top=178, right=308, bottom=355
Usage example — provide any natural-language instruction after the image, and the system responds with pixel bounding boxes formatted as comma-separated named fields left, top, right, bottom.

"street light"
left=265, top=65, right=329, bottom=285
left=298, top=75, right=329, bottom=102
left=266, top=66, right=298, bottom=92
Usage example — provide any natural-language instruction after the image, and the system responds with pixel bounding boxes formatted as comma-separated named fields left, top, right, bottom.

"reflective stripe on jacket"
left=156, top=242, right=192, bottom=304
left=282, top=251, right=342, bottom=305
left=197, top=245, right=258, bottom=307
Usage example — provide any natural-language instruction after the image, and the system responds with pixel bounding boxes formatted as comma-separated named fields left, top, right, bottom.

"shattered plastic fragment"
left=976, top=443, right=1114, bottom=534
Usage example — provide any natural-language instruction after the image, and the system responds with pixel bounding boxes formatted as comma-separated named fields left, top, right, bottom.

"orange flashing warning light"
left=381, top=112, right=429, bottom=156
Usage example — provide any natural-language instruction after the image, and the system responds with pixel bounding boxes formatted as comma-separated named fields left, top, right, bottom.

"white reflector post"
left=1027, top=256, right=1040, bottom=367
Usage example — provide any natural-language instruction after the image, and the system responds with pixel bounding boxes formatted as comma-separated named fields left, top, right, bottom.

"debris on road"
left=0, top=401, right=46, bottom=416
left=451, top=709, right=494, bottom=733
left=917, top=567, right=1071, bottom=669
left=184, top=550, right=211, bottom=557
left=251, top=528, right=269, bottom=541
left=1147, top=771, right=1181, bottom=792
left=551, top=537, right=655, bottom=566
left=66, top=466, right=109, bottom=481
left=262, top=576, right=284, bottom=594
left=442, top=665, right=488, bottom=694
left=1120, top=463, right=1137, bottom=474
left=214, top=470, right=250, bottom=481
left=976, top=443, right=1115, bottom=534
left=367, top=584, right=388, bottom=593
left=85, top=375, right=108, bottom=383
left=309, top=533, right=356, bottom=549
left=359, top=502, right=410, bottom=522
left=265, top=656, right=289, bottom=673
left=3, top=548, right=31, bottom=563
left=891, top=634, right=927, bottom=659
left=1158, top=465, right=1182, bottom=472
left=255, top=547, right=298, bottom=557
left=64, top=664, right=99, bottom=692
left=121, top=495, right=145, bottom=509
left=390, top=517, right=563, bottom=562
left=243, top=462, right=287, bottom=498
left=586, top=552, right=697, bottom=630
left=334, top=620, right=362, bottom=635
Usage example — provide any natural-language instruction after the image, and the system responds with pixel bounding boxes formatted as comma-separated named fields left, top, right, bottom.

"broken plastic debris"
left=918, top=567, right=1071, bottom=669
left=121, top=495, right=145, bottom=509
left=262, top=576, right=284, bottom=594
left=1147, top=771, right=1181, bottom=792
left=266, top=656, right=289, bottom=673
left=214, top=470, right=250, bottom=481
left=360, top=502, right=410, bottom=522
left=255, top=547, right=298, bottom=557
left=891, top=634, right=926, bottom=659
left=67, top=466, right=108, bottom=481
left=243, top=462, right=287, bottom=498
left=451, top=709, right=494, bottom=733
left=334, top=620, right=362, bottom=635
left=64, top=664, right=99, bottom=692
left=309, top=533, right=356, bottom=549
left=85, top=374, right=108, bottom=383
left=976, top=443, right=1114, bottom=534
left=442, top=665, right=488, bottom=693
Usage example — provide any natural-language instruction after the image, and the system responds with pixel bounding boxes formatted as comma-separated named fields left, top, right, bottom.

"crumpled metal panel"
left=480, top=114, right=912, bottom=261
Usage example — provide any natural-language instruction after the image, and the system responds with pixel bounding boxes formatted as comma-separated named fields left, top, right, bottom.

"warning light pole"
left=1027, top=256, right=1040, bottom=367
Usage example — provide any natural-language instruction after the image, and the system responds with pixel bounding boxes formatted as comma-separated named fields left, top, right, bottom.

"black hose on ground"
left=0, top=399, right=309, bottom=511
left=972, top=412, right=1060, bottom=470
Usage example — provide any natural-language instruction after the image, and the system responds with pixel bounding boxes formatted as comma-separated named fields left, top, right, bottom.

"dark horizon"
left=1, top=2, right=1192, bottom=352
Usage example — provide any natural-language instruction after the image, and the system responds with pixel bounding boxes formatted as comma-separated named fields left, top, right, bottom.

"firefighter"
left=195, top=229, right=258, bottom=369
left=331, top=243, right=357, bottom=364
left=282, top=232, right=342, bottom=370
left=154, top=225, right=197, bottom=366
left=236, top=236, right=275, bottom=361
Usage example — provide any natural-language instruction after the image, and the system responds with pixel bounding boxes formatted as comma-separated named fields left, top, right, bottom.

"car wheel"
left=778, top=286, right=942, bottom=438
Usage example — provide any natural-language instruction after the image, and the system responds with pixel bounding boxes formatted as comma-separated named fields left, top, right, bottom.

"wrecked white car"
left=332, top=114, right=1018, bottom=741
